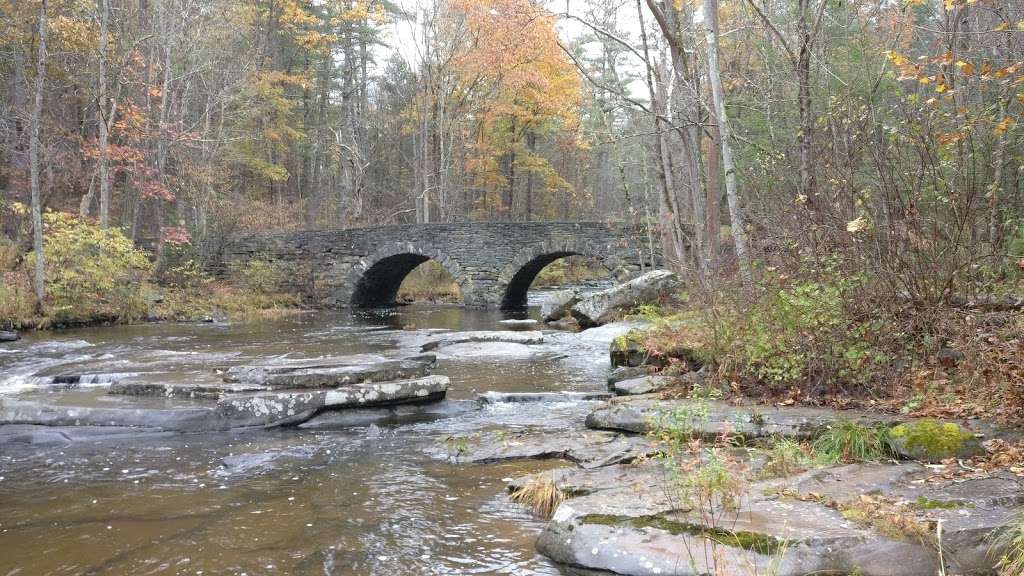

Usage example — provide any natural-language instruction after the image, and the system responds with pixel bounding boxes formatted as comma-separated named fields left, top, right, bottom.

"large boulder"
left=540, top=290, right=580, bottom=322
left=571, top=270, right=679, bottom=327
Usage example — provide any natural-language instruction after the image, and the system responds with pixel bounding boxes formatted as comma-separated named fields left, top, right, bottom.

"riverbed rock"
left=223, top=355, right=437, bottom=389
left=607, top=366, right=649, bottom=386
left=477, top=391, right=612, bottom=404
left=298, top=399, right=479, bottom=429
left=420, top=331, right=543, bottom=352
left=611, top=375, right=672, bottom=396
left=586, top=398, right=905, bottom=440
left=540, top=290, right=580, bottom=322
left=570, top=270, right=679, bottom=327
left=0, top=330, right=20, bottom=342
left=215, top=375, right=450, bottom=427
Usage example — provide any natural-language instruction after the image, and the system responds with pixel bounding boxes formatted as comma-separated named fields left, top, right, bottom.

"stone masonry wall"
left=219, top=221, right=660, bottom=308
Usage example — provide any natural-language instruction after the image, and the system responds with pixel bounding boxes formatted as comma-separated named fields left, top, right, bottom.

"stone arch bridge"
left=220, top=221, right=659, bottom=308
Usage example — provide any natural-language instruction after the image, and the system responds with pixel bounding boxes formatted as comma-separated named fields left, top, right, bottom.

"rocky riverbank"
left=448, top=387, right=1024, bottom=575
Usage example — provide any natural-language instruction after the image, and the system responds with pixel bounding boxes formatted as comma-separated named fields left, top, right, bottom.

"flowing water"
left=0, top=303, right=635, bottom=576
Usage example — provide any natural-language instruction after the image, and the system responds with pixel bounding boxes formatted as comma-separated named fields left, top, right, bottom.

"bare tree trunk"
left=80, top=0, right=112, bottom=225
left=703, top=0, right=752, bottom=282
left=796, top=0, right=815, bottom=204
left=705, top=90, right=721, bottom=273
left=29, top=0, right=49, bottom=303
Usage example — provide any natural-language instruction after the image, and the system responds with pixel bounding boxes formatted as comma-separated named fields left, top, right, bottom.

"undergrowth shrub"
left=227, top=254, right=287, bottom=294
left=26, top=212, right=151, bottom=325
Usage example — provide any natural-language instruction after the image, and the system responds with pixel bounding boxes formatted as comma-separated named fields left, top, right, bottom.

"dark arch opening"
left=501, top=252, right=595, bottom=309
left=351, top=253, right=459, bottom=308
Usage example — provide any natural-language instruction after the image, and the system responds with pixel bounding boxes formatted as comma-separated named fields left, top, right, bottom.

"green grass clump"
left=760, top=438, right=811, bottom=478
left=991, top=508, right=1024, bottom=576
left=813, top=419, right=890, bottom=464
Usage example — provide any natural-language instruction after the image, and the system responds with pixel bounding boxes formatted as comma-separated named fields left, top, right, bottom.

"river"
left=0, top=303, right=631, bottom=575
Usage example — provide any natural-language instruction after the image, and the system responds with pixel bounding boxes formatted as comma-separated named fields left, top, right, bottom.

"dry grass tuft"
left=510, top=475, right=566, bottom=519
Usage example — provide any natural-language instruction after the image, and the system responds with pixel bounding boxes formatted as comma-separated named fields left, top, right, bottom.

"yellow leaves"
left=846, top=216, right=871, bottom=234
left=885, top=51, right=908, bottom=67
left=994, top=117, right=1015, bottom=135
left=994, top=22, right=1009, bottom=32
left=955, top=61, right=973, bottom=76
left=1017, top=93, right=1024, bottom=106
left=935, top=74, right=948, bottom=93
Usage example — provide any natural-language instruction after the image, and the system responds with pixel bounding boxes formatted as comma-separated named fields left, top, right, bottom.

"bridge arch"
left=339, top=242, right=468, bottom=307
left=496, top=239, right=625, bottom=309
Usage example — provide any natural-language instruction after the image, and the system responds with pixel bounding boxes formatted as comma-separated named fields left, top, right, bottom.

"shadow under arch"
left=497, top=240, right=621, bottom=309
left=343, top=244, right=466, bottom=308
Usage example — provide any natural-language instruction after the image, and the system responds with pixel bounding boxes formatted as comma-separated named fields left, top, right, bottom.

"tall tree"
left=703, top=0, right=751, bottom=282
left=29, top=0, right=48, bottom=302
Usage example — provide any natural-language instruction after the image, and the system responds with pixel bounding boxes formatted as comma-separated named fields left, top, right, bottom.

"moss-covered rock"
left=886, top=419, right=982, bottom=462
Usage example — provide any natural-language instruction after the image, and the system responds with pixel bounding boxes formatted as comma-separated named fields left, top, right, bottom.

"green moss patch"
left=579, top=514, right=784, bottom=556
left=887, top=419, right=974, bottom=461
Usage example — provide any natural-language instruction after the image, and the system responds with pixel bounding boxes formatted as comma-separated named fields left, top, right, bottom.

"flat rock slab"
left=109, top=381, right=268, bottom=400
left=453, top=429, right=657, bottom=469
left=216, top=375, right=450, bottom=427
left=299, top=399, right=479, bottom=429
left=0, top=424, right=173, bottom=445
left=533, top=458, right=1023, bottom=576
left=611, top=375, right=672, bottom=396
left=477, top=391, right=612, bottom=404
left=586, top=398, right=906, bottom=440
left=0, top=397, right=219, bottom=432
left=421, top=331, right=543, bottom=352
left=223, top=355, right=437, bottom=389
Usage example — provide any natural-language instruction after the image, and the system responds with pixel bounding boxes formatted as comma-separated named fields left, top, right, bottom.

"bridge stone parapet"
left=220, top=221, right=659, bottom=308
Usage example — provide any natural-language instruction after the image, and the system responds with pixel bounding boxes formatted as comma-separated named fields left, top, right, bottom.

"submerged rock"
left=571, top=270, right=679, bottom=327
left=0, top=397, right=217, bottom=432
left=0, top=330, right=20, bottom=342
left=477, top=391, right=612, bottom=404
left=299, top=399, right=479, bottom=429
left=420, top=331, right=543, bottom=352
left=498, top=319, right=539, bottom=329
left=540, top=290, right=580, bottom=322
